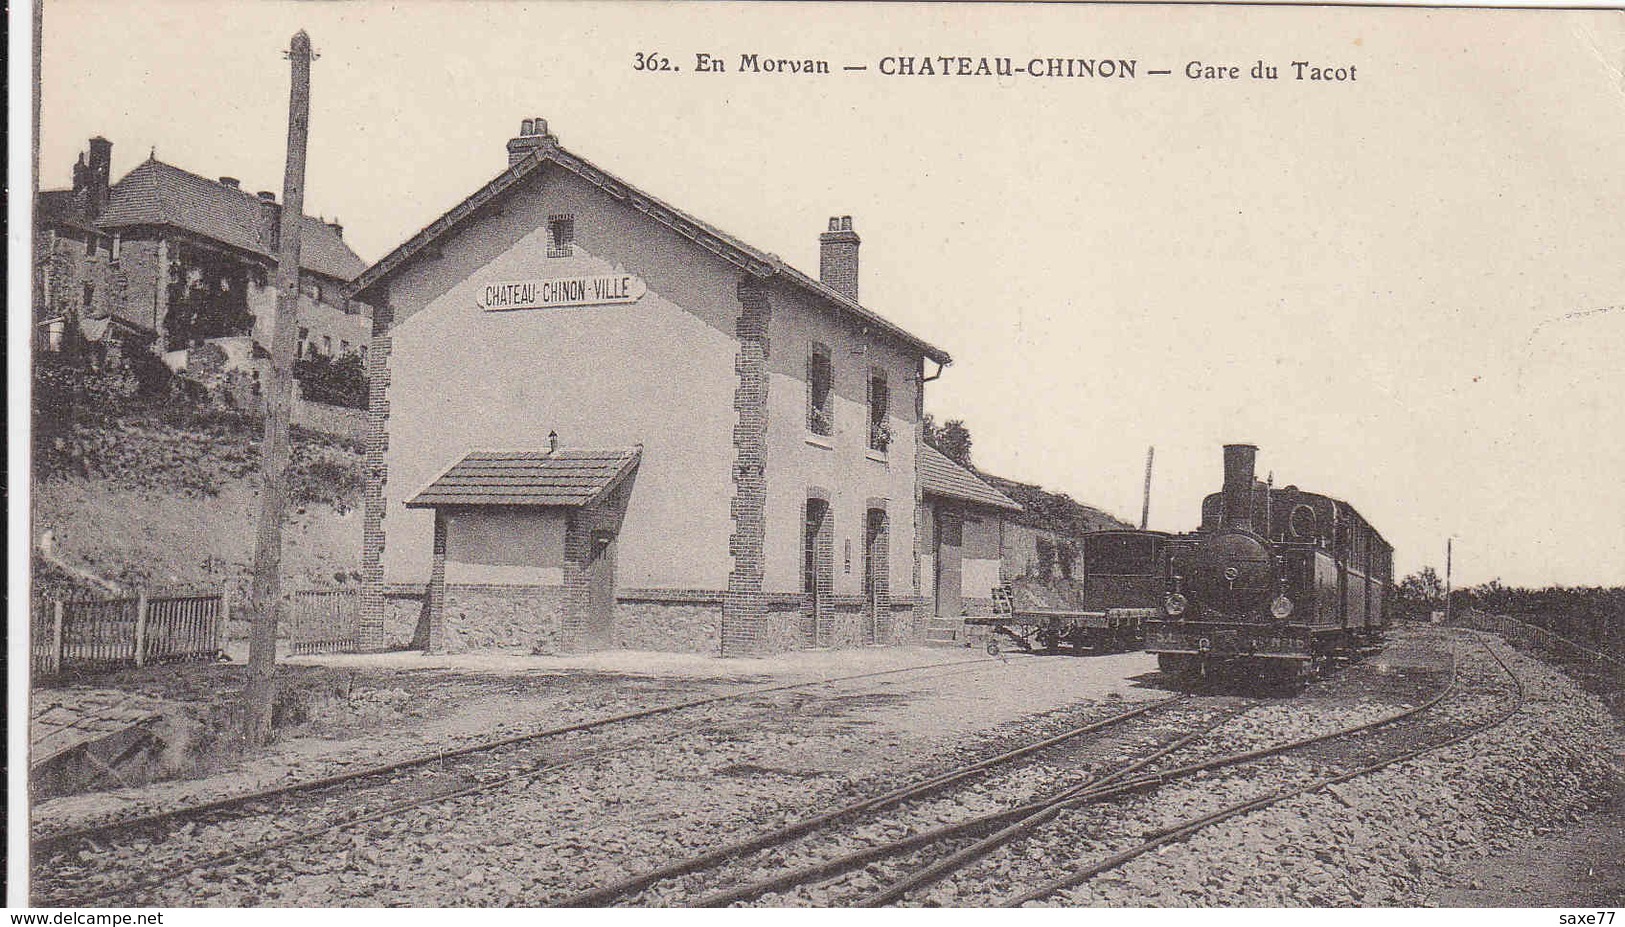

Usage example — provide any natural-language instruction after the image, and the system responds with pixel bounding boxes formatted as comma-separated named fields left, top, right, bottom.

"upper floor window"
left=297, top=326, right=310, bottom=359
left=868, top=369, right=890, bottom=452
left=340, top=339, right=351, bottom=355
left=548, top=214, right=575, bottom=258
left=111, top=234, right=121, bottom=262
left=807, top=343, right=834, bottom=436
left=322, top=335, right=333, bottom=356
left=84, top=234, right=96, bottom=257
left=82, top=283, right=94, bottom=309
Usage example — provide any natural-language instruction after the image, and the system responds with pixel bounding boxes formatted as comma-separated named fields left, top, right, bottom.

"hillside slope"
left=32, top=358, right=365, bottom=602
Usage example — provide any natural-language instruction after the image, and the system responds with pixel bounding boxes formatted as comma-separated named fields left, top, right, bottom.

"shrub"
left=295, top=353, right=367, bottom=409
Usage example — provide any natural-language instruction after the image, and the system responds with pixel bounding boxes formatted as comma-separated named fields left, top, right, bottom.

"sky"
left=30, top=1, right=1625, bottom=588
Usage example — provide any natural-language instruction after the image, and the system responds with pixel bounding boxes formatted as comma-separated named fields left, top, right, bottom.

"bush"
left=295, top=353, right=366, bottom=409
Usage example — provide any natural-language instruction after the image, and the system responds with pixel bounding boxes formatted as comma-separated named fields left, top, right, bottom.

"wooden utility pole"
left=243, top=30, right=313, bottom=747
left=1139, top=446, right=1155, bottom=530
left=1444, top=536, right=1454, bottom=625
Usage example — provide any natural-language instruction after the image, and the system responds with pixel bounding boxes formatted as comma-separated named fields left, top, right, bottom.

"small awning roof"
left=918, top=445, right=1022, bottom=512
left=407, top=447, right=641, bottom=509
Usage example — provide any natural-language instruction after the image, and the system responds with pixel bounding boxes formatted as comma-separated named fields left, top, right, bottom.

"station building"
left=352, top=118, right=1022, bottom=656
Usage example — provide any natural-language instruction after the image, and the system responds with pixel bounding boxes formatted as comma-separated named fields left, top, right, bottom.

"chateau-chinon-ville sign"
left=480, top=274, right=647, bottom=311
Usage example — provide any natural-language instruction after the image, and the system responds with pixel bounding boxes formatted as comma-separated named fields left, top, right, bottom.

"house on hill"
left=34, top=137, right=369, bottom=366
left=350, top=117, right=965, bottom=656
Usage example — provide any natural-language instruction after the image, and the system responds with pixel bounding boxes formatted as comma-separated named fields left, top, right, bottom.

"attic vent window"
left=548, top=215, right=575, bottom=258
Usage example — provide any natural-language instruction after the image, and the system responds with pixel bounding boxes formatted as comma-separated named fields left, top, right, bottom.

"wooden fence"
left=1453, top=609, right=1625, bottom=673
left=289, top=589, right=361, bottom=655
left=31, top=591, right=228, bottom=677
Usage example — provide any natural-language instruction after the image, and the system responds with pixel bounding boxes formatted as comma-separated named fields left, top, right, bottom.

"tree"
left=1396, top=566, right=1445, bottom=616
left=923, top=414, right=973, bottom=468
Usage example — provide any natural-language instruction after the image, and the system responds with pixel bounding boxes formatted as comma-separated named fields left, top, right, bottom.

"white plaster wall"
left=762, top=281, right=922, bottom=598
left=380, top=167, right=739, bottom=591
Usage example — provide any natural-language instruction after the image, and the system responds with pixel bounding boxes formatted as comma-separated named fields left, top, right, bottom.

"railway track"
left=560, top=629, right=1524, bottom=907
left=991, top=632, right=1526, bottom=907
left=555, top=692, right=1240, bottom=906
left=32, top=655, right=1005, bottom=906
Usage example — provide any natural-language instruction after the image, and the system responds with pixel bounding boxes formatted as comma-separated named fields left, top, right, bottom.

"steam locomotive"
left=1145, top=444, right=1393, bottom=684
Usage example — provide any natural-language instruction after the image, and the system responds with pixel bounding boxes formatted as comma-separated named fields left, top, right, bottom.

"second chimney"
left=506, top=116, right=558, bottom=167
left=819, top=215, right=860, bottom=302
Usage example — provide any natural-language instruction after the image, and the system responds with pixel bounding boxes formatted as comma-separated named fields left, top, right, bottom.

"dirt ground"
left=1433, top=788, right=1625, bottom=907
left=32, top=646, right=1164, bottom=834
left=31, top=630, right=1623, bottom=908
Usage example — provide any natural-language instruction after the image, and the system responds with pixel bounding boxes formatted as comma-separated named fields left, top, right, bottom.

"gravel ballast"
left=32, top=627, right=1623, bottom=907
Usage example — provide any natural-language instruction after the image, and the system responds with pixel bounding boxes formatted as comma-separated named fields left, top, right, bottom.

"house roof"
left=406, top=447, right=642, bottom=509
left=94, top=158, right=366, bottom=282
left=36, top=190, right=102, bottom=235
left=348, top=137, right=951, bottom=365
left=919, top=445, right=1022, bottom=512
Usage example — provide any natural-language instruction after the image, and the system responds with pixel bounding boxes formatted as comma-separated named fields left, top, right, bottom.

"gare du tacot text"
left=635, top=52, right=1357, bottom=82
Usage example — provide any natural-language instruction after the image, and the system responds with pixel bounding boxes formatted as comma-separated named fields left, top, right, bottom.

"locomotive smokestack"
left=1222, top=444, right=1258, bottom=529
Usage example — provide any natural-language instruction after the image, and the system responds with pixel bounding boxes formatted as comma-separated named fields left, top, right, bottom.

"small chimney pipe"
left=219, top=176, right=241, bottom=189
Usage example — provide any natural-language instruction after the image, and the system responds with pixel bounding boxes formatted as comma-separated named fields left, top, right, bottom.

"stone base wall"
left=762, top=606, right=816, bottom=654
left=442, top=583, right=563, bottom=653
left=383, top=590, right=428, bottom=650
left=881, top=603, right=924, bottom=645
left=614, top=599, right=723, bottom=653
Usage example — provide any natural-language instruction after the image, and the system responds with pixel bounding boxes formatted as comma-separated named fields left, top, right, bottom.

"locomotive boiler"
left=1145, top=444, right=1394, bottom=685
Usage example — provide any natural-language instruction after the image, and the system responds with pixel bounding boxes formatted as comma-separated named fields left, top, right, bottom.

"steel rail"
left=691, top=702, right=1248, bottom=907
left=53, top=720, right=744, bottom=906
left=853, top=639, right=1471, bottom=905
left=33, top=656, right=1002, bottom=857
left=998, top=634, right=1524, bottom=907
left=555, top=693, right=1187, bottom=907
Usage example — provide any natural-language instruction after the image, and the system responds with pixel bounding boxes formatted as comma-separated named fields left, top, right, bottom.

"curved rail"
left=555, top=694, right=1187, bottom=907
left=33, top=657, right=1000, bottom=856
left=692, top=703, right=1246, bottom=907
left=697, top=635, right=1467, bottom=907
left=997, top=633, right=1524, bottom=907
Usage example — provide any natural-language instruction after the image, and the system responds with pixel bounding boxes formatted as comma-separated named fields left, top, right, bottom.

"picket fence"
left=31, top=592, right=227, bottom=677
left=288, top=589, right=361, bottom=655
left=32, top=587, right=367, bottom=679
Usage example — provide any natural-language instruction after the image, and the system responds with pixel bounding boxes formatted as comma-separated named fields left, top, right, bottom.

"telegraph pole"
left=244, top=30, right=313, bottom=747
left=1139, top=446, right=1155, bottom=529
left=1444, top=536, right=1454, bottom=625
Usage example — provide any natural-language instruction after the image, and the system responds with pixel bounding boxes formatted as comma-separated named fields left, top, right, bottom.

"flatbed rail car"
left=1145, top=444, right=1394, bottom=685
left=970, top=530, right=1170, bottom=654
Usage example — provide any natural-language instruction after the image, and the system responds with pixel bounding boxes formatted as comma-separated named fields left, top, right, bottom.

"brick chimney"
left=218, top=176, right=241, bottom=189
left=257, top=190, right=282, bottom=252
left=73, top=137, right=113, bottom=218
left=506, top=116, right=558, bottom=167
left=819, top=215, right=860, bottom=301
left=327, top=218, right=344, bottom=239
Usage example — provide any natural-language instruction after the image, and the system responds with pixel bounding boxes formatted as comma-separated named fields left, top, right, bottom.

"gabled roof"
left=919, top=445, right=1022, bottom=512
left=348, top=138, right=951, bottom=365
left=95, top=158, right=366, bottom=282
left=406, top=447, right=642, bottom=509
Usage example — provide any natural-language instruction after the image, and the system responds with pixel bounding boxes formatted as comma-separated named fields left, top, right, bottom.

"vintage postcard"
left=10, top=0, right=1623, bottom=915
